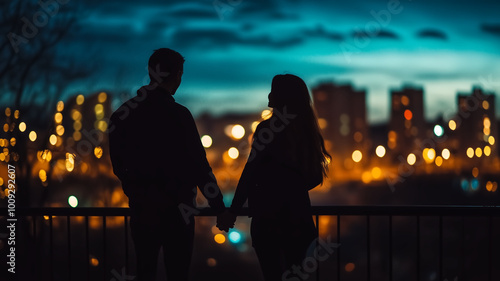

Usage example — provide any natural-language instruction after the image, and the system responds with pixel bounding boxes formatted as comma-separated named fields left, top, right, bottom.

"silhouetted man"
left=109, top=48, right=226, bottom=281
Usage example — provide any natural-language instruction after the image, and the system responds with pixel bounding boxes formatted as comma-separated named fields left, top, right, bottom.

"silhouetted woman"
left=229, top=74, right=331, bottom=280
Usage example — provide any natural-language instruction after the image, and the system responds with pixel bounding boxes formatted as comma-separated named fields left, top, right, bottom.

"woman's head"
left=266, top=74, right=331, bottom=183
left=268, top=74, right=311, bottom=111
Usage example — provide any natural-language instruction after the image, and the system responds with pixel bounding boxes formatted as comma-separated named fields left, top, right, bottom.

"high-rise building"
left=312, top=82, right=368, bottom=170
left=455, top=87, right=497, bottom=165
left=387, top=86, right=425, bottom=160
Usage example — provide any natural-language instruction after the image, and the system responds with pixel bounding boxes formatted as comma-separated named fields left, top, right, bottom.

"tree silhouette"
left=0, top=0, right=94, bottom=207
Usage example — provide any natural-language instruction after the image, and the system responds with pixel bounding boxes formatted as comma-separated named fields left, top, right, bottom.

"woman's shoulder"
left=254, top=117, right=289, bottom=135
left=254, top=119, right=271, bottom=131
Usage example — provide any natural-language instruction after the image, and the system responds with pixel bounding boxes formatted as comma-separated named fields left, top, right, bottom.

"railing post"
left=49, top=215, right=54, bottom=281
left=389, top=215, right=392, bottom=281
left=85, top=216, right=90, bottom=281
left=125, top=215, right=129, bottom=276
left=461, top=216, right=465, bottom=280
left=103, top=216, right=107, bottom=281
left=439, top=216, right=443, bottom=280
left=416, top=215, right=420, bottom=281
left=315, top=214, right=320, bottom=281
left=337, top=215, right=340, bottom=281
left=488, top=216, right=492, bottom=281
left=67, top=215, right=72, bottom=281
left=32, top=216, right=37, bottom=277
left=367, top=215, right=370, bottom=281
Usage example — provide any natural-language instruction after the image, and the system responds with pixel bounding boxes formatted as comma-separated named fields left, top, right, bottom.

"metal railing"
left=3, top=205, right=500, bottom=281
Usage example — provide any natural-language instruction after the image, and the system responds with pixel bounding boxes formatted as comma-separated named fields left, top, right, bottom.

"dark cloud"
left=303, top=25, right=343, bottom=41
left=481, top=24, right=500, bottom=36
left=145, top=19, right=169, bottom=34
left=240, top=23, right=255, bottom=32
left=169, top=26, right=304, bottom=49
left=267, top=11, right=301, bottom=21
left=234, top=1, right=280, bottom=15
left=351, top=29, right=400, bottom=40
left=377, top=30, right=400, bottom=39
left=82, top=0, right=185, bottom=9
left=66, top=25, right=135, bottom=44
left=233, top=1, right=299, bottom=21
left=413, top=72, right=478, bottom=80
left=159, top=3, right=217, bottom=19
left=416, top=29, right=448, bottom=40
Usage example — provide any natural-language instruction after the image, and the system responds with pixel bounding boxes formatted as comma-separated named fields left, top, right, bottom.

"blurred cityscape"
left=0, top=81, right=498, bottom=210
left=1, top=81, right=499, bottom=280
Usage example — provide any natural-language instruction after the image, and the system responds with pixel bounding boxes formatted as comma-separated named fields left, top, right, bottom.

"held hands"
left=216, top=210, right=237, bottom=232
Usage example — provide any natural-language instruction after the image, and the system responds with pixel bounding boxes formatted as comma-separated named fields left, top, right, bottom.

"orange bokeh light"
left=404, top=109, right=413, bottom=120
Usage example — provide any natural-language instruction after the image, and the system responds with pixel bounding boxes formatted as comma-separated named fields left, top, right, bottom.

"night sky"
left=59, top=0, right=500, bottom=123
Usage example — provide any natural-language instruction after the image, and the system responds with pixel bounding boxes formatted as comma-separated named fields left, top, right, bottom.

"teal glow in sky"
left=62, top=0, right=500, bottom=123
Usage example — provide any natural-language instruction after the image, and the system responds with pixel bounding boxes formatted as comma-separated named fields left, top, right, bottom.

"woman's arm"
left=229, top=157, right=254, bottom=214
left=229, top=122, right=270, bottom=213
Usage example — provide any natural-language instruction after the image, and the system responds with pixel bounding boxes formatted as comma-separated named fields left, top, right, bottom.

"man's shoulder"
left=172, top=101, right=193, bottom=117
left=110, top=102, right=128, bottom=124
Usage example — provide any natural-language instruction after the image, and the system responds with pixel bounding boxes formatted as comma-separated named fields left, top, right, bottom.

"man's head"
left=148, top=48, right=185, bottom=94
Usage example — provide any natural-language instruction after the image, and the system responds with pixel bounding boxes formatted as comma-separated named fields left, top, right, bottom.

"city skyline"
left=2, top=81, right=498, bottom=200
left=2, top=0, right=500, bottom=124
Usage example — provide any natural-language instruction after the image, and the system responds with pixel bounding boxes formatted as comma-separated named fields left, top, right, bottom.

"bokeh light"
left=228, top=147, right=239, bottom=159
left=407, top=153, right=416, bottom=165
left=375, top=145, right=386, bottom=158
left=433, top=125, right=444, bottom=137
left=39, top=169, right=47, bottom=182
left=404, top=109, right=413, bottom=120
left=345, top=263, right=355, bottom=272
left=441, top=149, right=450, bottom=160
left=488, top=136, right=495, bottom=145
left=231, top=125, right=245, bottom=140
left=251, top=121, right=260, bottom=132
left=371, top=167, right=382, bottom=179
left=475, top=147, right=482, bottom=158
left=68, top=195, right=78, bottom=208
left=206, top=258, right=217, bottom=267
left=94, top=146, right=103, bottom=159
left=201, top=135, right=213, bottom=148
left=49, top=134, right=57, bottom=145
left=261, top=109, right=272, bottom=120
left=19, top=122, right=26, bottom=132
left=435, top=156, right=443, bottom=167
left=228, top=230, right=242, bottom=243
left=448, top=120, right=457, bottom=130
left=76, top=94, right=85, bottom=105
left=54, top=112, right=63, bottom=123
left=56, top=125, right=65, bottom=136
left=466, top=147, right=474, bottom=158
left=214, top=234, right=225, bottom=244
left=352, top=150, right=362, bottom=163
left=484, top=146, right=491, bottom=156
left=98, top=92, right=107, bottom=103
left=29, top=131, right=37, bottom=141
left=56, top=101, right=64, bottom=112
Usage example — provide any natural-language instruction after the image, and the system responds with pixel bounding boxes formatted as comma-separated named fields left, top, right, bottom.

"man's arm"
left=109, top=114, right=126, bottom=181
left=109, top=113, right=137, bottom=200
left=181, top=107, right=225, bottom=213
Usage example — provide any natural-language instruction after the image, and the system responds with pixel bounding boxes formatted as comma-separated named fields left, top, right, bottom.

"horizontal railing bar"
left=311, top=205, right=500, bottom=216
left=1, top=205, right=500, bottom=217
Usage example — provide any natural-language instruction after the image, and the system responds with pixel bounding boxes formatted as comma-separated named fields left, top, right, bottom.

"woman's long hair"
left=267, top=74, right=331, bottom=183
